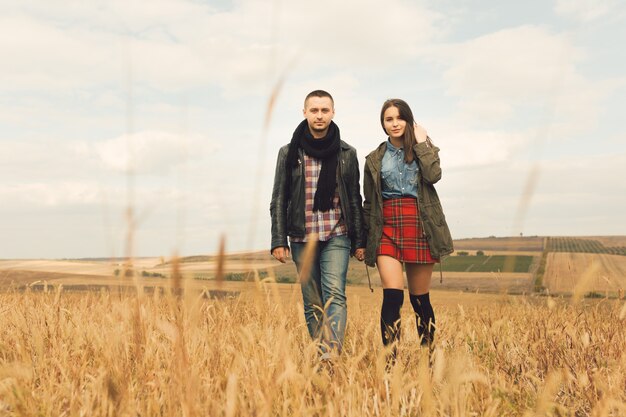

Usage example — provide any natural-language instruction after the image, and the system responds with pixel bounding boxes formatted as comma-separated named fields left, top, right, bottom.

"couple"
left=269, top=90, right=453, bottom=361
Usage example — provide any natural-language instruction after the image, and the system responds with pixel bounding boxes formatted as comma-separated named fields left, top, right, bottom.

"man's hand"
left=272, top=247, right=290, bottom=263
left=354, top=248, right=365, bottom=262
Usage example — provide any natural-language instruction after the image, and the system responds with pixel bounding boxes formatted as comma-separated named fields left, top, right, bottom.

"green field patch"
left=442, top=255, right=534, bottom=273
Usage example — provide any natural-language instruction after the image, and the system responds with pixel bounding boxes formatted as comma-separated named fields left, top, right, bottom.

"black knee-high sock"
left=409, top=293, right=435, bottom=346
left=380, top=289, right=404, bottom=346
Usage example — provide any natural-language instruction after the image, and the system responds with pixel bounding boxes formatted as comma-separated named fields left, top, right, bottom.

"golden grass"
left=0, top=285, right=624, bottom=416
left=543, top=253, right=626, bottom=295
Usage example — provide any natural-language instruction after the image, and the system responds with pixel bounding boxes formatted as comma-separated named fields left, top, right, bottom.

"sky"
left=1, top=0, right=625, bottom=259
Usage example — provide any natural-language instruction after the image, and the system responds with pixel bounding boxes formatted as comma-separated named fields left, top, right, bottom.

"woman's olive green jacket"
left=362, top=140, right=454, bottom=267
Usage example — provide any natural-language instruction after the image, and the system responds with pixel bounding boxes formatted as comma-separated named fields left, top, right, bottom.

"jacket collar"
left=366, top=141, right=388, bottom=175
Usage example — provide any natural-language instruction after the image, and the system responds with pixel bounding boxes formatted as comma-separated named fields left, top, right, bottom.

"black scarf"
left=286, top=120, right=341, bottom=212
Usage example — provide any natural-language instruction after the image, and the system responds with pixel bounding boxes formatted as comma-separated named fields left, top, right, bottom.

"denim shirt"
left=381, top=139, right=419, bottom=199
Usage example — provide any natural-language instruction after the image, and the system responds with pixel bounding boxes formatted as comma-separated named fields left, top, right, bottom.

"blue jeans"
left=290, top=235, right=350, bottom=354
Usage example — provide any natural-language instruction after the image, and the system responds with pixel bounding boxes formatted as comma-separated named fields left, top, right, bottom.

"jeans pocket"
left=332, top=235, right=351, bottom=250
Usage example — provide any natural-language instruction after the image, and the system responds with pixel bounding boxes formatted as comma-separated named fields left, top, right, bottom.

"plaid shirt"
left=290, top=154, right=347, bottom=243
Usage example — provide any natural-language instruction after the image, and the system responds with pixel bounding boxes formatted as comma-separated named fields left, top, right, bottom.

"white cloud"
left=0, top=4, right=270, bottom=94
left=267, top=75, right=530, bottom=170
left=0, top=15, right=107, bottom=90
left=0, top=182, right=101, bottom=207
left=0, top=0, right=444, bottom=96
left=274, top=0, right=444, bottom=67
left=554, top=0, right=618, bottom=22
left=438, top=26, right=582, bottom=101
left=426, top=25, right=612, bottom=137
left=0, top=139, right=102, bottom=183
left=92, top=131, right=211, bottom=174
left=0, top=129, right=214, bottom=186
left=454, top=98, right=514, bottom=124
left=433, top=127, right=527, bottom=169
left=439, top=151, right=626, bottom=238
left=1, top=1, right=624, bottom=258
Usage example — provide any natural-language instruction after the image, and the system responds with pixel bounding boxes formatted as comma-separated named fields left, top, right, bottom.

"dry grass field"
left=1, top=237, right=624, bottom=415
left=0, top=257, right=535, bottom=295
left=0, top=258, right=276, bottom=280
left=0, top=282, right=624, bottom=417
left=0, top=259, right=119, bottom=276
left=452, top=237, right=544, bottom=252
left=542, top=253, right=626, bottom=295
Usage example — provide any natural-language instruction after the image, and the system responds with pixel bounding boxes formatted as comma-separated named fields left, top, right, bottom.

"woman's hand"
left=414, top=122, right=428, bottom=144
left=354, top=248, right=365, bottom=262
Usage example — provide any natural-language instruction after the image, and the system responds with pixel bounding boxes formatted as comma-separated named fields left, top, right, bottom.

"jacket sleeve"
left=269, top=147, right=289, bottom=253
left=413, top=140, right=442, bottom=185
left=348, top=149, right=366, bottom=249
left=362, top=159, right=372, bottom=233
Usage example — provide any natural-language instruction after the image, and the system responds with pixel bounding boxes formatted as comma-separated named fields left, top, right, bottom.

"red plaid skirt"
left=377, top=197, right=438, bottom=263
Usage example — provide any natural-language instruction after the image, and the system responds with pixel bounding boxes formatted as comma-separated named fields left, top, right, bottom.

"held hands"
left=272, top=247, right=290, bottom=263
left=413, top=121, right=428, bottom=144
left=273, top=247, right=366, bottom=262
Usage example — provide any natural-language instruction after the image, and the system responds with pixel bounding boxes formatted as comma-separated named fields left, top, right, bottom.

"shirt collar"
left=386, top=139, right=403, bottom=153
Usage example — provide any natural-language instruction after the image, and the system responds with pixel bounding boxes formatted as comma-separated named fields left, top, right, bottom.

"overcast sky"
left=1, top=0, right=625, bottom=259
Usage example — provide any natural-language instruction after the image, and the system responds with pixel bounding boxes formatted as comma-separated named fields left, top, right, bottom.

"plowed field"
left=543, top=252, right=626, bottom=294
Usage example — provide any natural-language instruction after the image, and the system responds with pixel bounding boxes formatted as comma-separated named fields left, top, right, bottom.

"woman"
left=356, top=98, right=453, bottom=352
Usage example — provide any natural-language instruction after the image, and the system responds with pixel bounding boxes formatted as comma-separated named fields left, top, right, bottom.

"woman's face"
left=383, top=106, right=406, bottom=140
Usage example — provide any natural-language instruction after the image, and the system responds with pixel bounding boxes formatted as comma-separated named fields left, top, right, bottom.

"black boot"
left=381, top=289, right=404, bottom=363
left=409, top=292, right=435, bottom=347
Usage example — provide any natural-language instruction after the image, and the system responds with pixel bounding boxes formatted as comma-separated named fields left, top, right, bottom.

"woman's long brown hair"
left=380, top=98, right=417, bottom=163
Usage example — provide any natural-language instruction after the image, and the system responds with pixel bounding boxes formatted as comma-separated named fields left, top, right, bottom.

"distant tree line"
left=113, top=269, right=166, bottom=278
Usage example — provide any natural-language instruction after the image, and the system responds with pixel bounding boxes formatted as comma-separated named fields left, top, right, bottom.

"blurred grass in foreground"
left=0, top=287, right=624, bottom=416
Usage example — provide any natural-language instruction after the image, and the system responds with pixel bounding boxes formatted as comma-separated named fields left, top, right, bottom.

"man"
left=270, top=90, right=365, bottom=358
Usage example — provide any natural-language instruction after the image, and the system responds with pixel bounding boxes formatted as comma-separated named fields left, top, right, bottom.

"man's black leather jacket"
left=270, top=141, right=365, bottom=255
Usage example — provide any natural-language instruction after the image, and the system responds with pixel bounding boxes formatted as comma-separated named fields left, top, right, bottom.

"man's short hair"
left=304, top=90, right=334, bottom=107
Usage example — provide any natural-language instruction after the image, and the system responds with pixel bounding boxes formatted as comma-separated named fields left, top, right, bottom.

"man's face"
left=303, top=96, right=335, bottom=137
